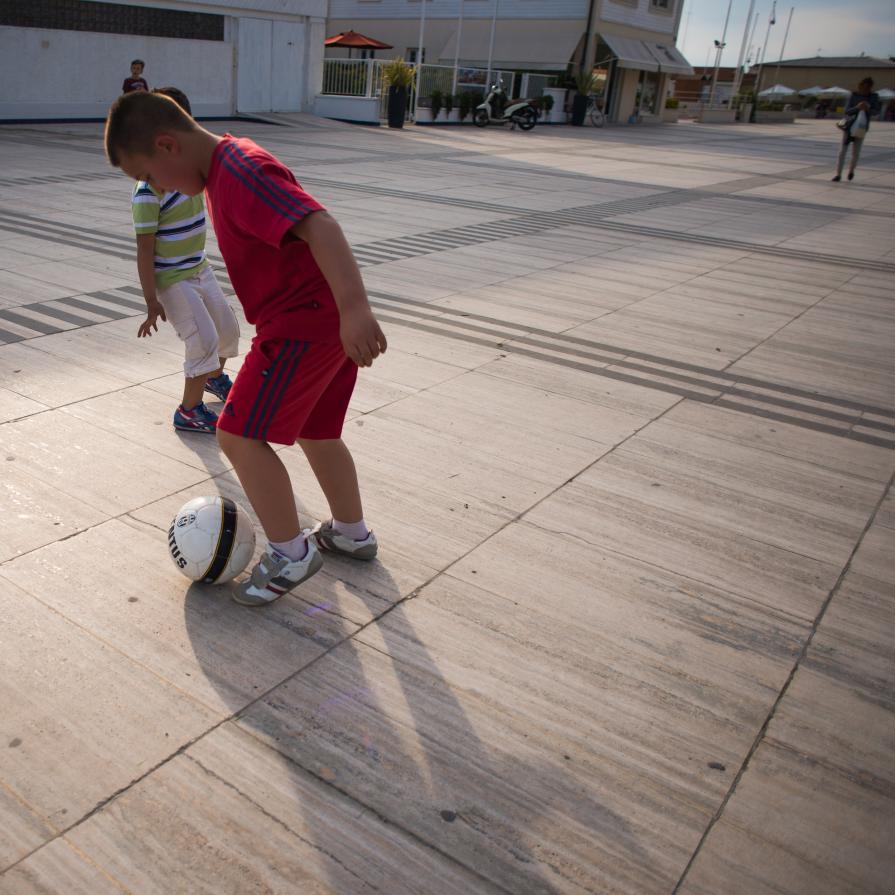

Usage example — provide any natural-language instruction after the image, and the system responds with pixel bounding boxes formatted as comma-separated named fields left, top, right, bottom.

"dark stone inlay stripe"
left=89, top=290, right=147, bottom=312
left=54, top=296, right=129, bottom=319
left=12, top=303, right=95, bottom=326
left=0, top=309, right=63, bottom=334
left=0, top=328, right=25, bottom=343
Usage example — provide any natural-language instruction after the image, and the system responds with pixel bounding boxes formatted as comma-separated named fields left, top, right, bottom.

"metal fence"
left=321, top=58, right=524, bottom=120
left=321, top=58, right=384, bottom=98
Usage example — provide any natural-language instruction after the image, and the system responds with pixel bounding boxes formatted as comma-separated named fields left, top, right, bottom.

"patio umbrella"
left=819, top=86, right=852, bottom=96
left=877, top=88, right=895, bottom=99
left=798, top=85, right=825, bottom=96
left=757, top=84, right=797, bottom=97
left=325, top=30, right=393, bottom=58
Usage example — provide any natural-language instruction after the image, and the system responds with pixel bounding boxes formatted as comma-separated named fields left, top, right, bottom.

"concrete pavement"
left=0, top=115, right=893, bottom=894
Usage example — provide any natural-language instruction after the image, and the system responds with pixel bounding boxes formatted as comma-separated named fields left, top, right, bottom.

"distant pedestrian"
left=832, top=77, right=881, bottom=182
left=122, top=59, right=148, bottom=94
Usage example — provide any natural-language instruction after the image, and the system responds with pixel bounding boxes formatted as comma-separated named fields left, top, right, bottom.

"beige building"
left=769, top=56, right=895, bottom=94
left=325, top=0, right=692, bottom=123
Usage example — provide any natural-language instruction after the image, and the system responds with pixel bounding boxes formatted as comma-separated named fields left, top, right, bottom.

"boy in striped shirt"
left=132, top=87, right=240, bottom=434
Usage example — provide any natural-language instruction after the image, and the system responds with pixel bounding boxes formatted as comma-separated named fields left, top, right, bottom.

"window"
left=0, top=0, right=224, bottom=41
left=651, top=0, right=673, bottom=10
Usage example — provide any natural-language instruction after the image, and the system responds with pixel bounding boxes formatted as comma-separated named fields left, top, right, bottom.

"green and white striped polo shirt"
left=132, top=183, right=209, bottom=290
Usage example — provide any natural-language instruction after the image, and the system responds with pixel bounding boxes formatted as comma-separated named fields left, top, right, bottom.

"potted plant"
left=458, top=91, right=475, bottom=123
left=444, top=91, right=455, bottom=122
left=430, top=89, right=444, bottom=121
left=662, top=96, right=680, bottom=123
left=572, top=71, right=598, bottom=126
left=382, top=57, right=415, bottom=129
left=541, top=92, right=555, bottom=122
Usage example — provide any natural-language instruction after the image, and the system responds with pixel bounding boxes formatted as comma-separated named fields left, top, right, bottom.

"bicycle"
left=586, top=95, right=605, bottom=127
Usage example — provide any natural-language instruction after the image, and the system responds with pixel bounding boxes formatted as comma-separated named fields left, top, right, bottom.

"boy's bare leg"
left=297, top=438, right=363, bottom=524
left=181, top=363, right=226, bottom=409
left=217, top=429, right=301, bottom=541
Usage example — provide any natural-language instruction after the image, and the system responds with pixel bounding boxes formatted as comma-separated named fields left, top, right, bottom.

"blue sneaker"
left=173, top=402, right=218, bottom=434
left=205, top=373, right=233, bottom=402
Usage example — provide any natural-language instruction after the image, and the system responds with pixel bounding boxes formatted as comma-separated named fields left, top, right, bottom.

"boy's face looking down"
left=118, top=134, right=205, bottom=196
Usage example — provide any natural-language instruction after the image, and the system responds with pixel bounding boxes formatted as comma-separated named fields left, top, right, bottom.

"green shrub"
left=665, top=97, right=679, bottom=109
left=382, top=57, right=415, bottom=89
left=458, top=91, right=476, bottom=121
left=444, top=92, right=454, bottom=116
left=430, top=89, right=444, bottom=118
left=575, top=70, right=599, bottom=96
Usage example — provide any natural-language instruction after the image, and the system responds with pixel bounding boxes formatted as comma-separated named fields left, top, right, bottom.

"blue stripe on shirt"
left=221, top=141, right=315, bottom=221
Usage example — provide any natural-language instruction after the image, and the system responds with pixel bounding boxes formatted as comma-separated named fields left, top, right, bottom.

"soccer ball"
left=168, top=496, right=256, bottom=584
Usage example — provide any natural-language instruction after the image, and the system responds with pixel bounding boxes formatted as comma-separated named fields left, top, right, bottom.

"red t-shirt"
left=122, top=77, right=148, bottom=93
left=204, top=135, right=339, bottom=341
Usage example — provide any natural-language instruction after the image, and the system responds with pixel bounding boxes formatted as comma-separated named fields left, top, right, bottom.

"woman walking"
left=832, top=77, right=881, bottom=182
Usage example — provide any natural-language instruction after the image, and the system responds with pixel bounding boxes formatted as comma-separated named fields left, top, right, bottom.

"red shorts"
left=217, top=337, right=357, bottom=445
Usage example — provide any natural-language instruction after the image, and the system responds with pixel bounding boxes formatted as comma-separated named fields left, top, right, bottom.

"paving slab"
left=0, top=578, right=217, bottom=859
left=1, top=116, right=894, bottom=894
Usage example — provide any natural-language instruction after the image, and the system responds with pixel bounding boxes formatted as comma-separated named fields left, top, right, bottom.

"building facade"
left=771, top=56, right=895, bottom=94
left=0, top=0, right=327, bottom=120
left=326, top=0, right=692, bottom=121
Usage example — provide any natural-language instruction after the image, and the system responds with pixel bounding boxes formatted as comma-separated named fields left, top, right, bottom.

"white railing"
left=321, top=59, right=385, bottom=98
left=321, top=58, right=524, bottom=122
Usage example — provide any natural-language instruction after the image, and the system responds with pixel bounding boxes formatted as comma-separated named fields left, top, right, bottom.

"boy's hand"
left=340, top=306, right=387, bottom=367
left=138, top=299, right=166, bottom=338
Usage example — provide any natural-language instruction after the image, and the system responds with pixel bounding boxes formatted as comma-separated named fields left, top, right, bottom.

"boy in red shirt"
left=104, top=92, right=387, bottom=605
left=123, top=60, right=148, bottom=94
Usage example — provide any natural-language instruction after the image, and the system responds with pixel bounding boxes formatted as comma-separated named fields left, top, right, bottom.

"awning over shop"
left=644, top=41, right=693, bottom=76
left=601, top=33, right=658, bottom=72
left=438, top=20, right=582, bottom=71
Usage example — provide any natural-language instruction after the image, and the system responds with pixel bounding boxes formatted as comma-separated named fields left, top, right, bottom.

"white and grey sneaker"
left=233, top=540, right=323, bottom=606
left=310, top=520, right=378, bottom=561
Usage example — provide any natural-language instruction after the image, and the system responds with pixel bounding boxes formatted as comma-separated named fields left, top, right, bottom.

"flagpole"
left=708, top=0, right=733, bottom=107
left=753, top=2, right=776, bottom=100
left=746, top=10, right=760, bottom=67
left=452, top=0, right=465, bottom=94
left=732, top=0, right=756, bottom=98
left=773, top=6, right=794, bottom=85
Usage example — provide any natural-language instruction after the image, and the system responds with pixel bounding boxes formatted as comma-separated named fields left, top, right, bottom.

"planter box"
left=661, top=107, right=680, bottom=122
left=755, top=110, right=797, bottom=123
left=418, top=109, right=461, bottom=125
left=313, top=94, right=380, bottom=125
left=697, top=108, right=737, bottom=124
left=543, top=87, right=568, bottom=124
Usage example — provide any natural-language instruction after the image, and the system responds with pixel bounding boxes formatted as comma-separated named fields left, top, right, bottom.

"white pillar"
left=452, top=0, right=465, bottom=94
left=414, top=0, right=427, bottom=119
left=485, top=0, right=499, bottom=88
left=305, top=16, right=326, bottom=111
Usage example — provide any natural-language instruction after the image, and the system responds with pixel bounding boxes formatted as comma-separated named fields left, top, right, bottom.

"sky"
left=677, top=0, right=895, bottom=70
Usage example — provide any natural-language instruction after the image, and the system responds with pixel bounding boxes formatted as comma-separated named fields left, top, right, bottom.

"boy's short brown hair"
left=152, top=86, right=192, bottom=117
left=104, top=91, right=195, bottom=167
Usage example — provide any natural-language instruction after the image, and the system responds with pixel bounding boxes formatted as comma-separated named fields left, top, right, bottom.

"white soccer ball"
left=168, top=495, right=256, bottom=584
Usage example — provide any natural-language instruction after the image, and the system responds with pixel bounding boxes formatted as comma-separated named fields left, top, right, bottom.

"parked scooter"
left=473, top=81, right=537, bottom=130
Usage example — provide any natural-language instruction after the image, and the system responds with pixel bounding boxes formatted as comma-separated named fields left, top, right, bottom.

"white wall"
left=600, top=0, right=679, bottom=37
left=0, top=26, right=234, bottom=119
left=328, top=0, right=588, bottom=19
